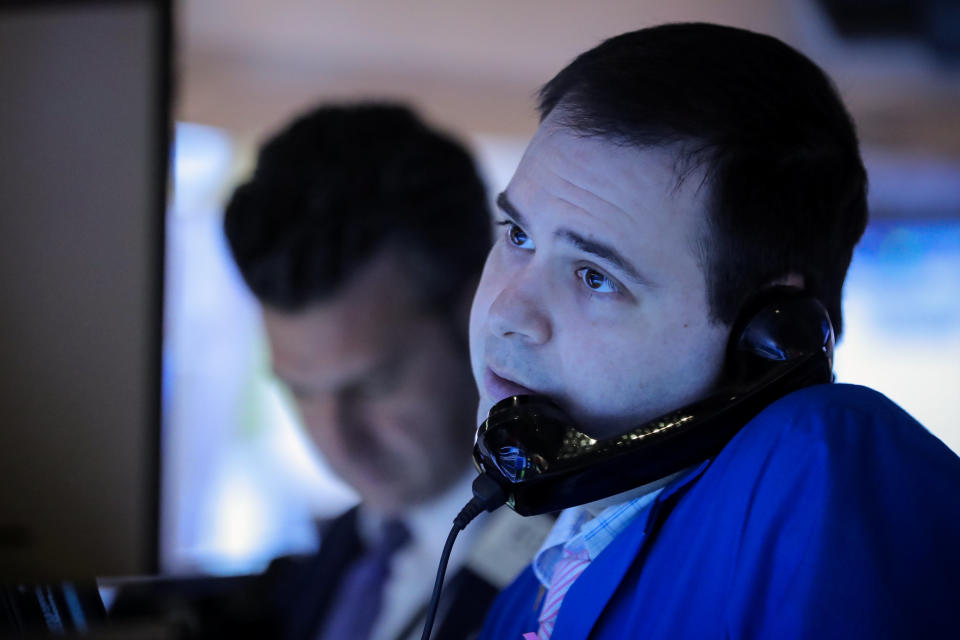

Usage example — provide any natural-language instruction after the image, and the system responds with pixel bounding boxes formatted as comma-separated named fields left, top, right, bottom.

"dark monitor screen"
left=0, top=0, right=170, bottom=581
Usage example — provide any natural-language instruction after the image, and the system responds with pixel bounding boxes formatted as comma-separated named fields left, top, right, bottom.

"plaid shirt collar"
left=532, top=488, right=663, bottom=589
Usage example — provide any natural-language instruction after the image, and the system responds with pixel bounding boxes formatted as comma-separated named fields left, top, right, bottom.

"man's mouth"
left=483, top=367, right=537, bottom=404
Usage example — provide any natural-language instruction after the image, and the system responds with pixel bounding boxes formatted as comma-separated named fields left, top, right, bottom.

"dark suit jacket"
left=109, top=506, right=500, bottom=639
left=263, top=506, right=500, bottom=640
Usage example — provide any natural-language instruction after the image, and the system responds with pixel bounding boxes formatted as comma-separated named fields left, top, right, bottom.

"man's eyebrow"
left=558, top=229, right=650, bottom=286
left=496, top=192, right=529, bottom=228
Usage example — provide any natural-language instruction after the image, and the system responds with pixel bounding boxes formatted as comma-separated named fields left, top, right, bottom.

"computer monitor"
left=0, top=0, right=171, bottom=581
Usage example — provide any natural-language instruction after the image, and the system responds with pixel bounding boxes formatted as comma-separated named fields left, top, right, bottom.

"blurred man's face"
left=264, top=251, right=477, bottom=515
left=469, top=114, right=730, bottom=439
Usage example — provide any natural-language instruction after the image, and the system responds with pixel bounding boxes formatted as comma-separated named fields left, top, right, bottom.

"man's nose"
left=486, top=266, right=551, bottom=345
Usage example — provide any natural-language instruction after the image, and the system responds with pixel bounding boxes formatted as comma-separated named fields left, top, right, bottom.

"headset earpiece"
left=727, top=287, right=835, bottom=382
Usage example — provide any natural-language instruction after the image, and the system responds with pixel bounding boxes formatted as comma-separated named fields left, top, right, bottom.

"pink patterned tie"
left=531, top=547, right=591, bottom=640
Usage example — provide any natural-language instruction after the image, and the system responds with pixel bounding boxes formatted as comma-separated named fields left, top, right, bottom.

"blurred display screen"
left=835, top=220, right=960, bottom=451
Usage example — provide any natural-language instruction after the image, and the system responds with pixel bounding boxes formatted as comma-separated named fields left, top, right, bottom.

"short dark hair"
left=224, top=102, right=491, bottom=312
left=538, top=22, right=868, bottom=337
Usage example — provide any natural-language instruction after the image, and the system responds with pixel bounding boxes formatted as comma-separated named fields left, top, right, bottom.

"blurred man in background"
left=217, top=102, right=542, bottom=639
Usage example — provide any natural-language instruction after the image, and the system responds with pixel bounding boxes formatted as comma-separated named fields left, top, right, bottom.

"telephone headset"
left=420, top=287, right=835, bottom=639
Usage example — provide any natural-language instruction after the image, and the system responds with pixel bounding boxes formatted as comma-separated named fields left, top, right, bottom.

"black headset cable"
left=419, top=474, right=506, bottom=640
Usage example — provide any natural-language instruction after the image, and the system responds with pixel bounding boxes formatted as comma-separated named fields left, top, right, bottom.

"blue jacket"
left=478, top=384, right=960, bottom=639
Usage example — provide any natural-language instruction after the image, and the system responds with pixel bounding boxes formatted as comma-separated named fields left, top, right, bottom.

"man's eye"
left=498, top=221, right=534, bottom=249
left=576, top=267, right=617, bottom=293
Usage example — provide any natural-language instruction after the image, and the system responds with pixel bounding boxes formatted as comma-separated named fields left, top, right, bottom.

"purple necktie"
left=316, top=519, right=411, bottom=640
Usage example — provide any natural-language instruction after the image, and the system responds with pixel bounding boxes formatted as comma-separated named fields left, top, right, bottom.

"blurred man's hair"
left=224, top=102, right=491, bottom=314
left=538, top=22, right=868, bottom=337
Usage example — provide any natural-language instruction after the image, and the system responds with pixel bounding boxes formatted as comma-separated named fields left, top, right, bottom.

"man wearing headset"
left=469, top=24, right=960, bottom=639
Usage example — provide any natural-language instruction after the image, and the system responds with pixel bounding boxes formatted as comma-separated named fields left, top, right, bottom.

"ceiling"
left=177, top=0, right=960, bottom=159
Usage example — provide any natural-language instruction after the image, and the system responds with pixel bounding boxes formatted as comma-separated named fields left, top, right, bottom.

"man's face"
left=264, top=252, right=477, bottom=515
left=469, top=116, right=730, bottom=439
